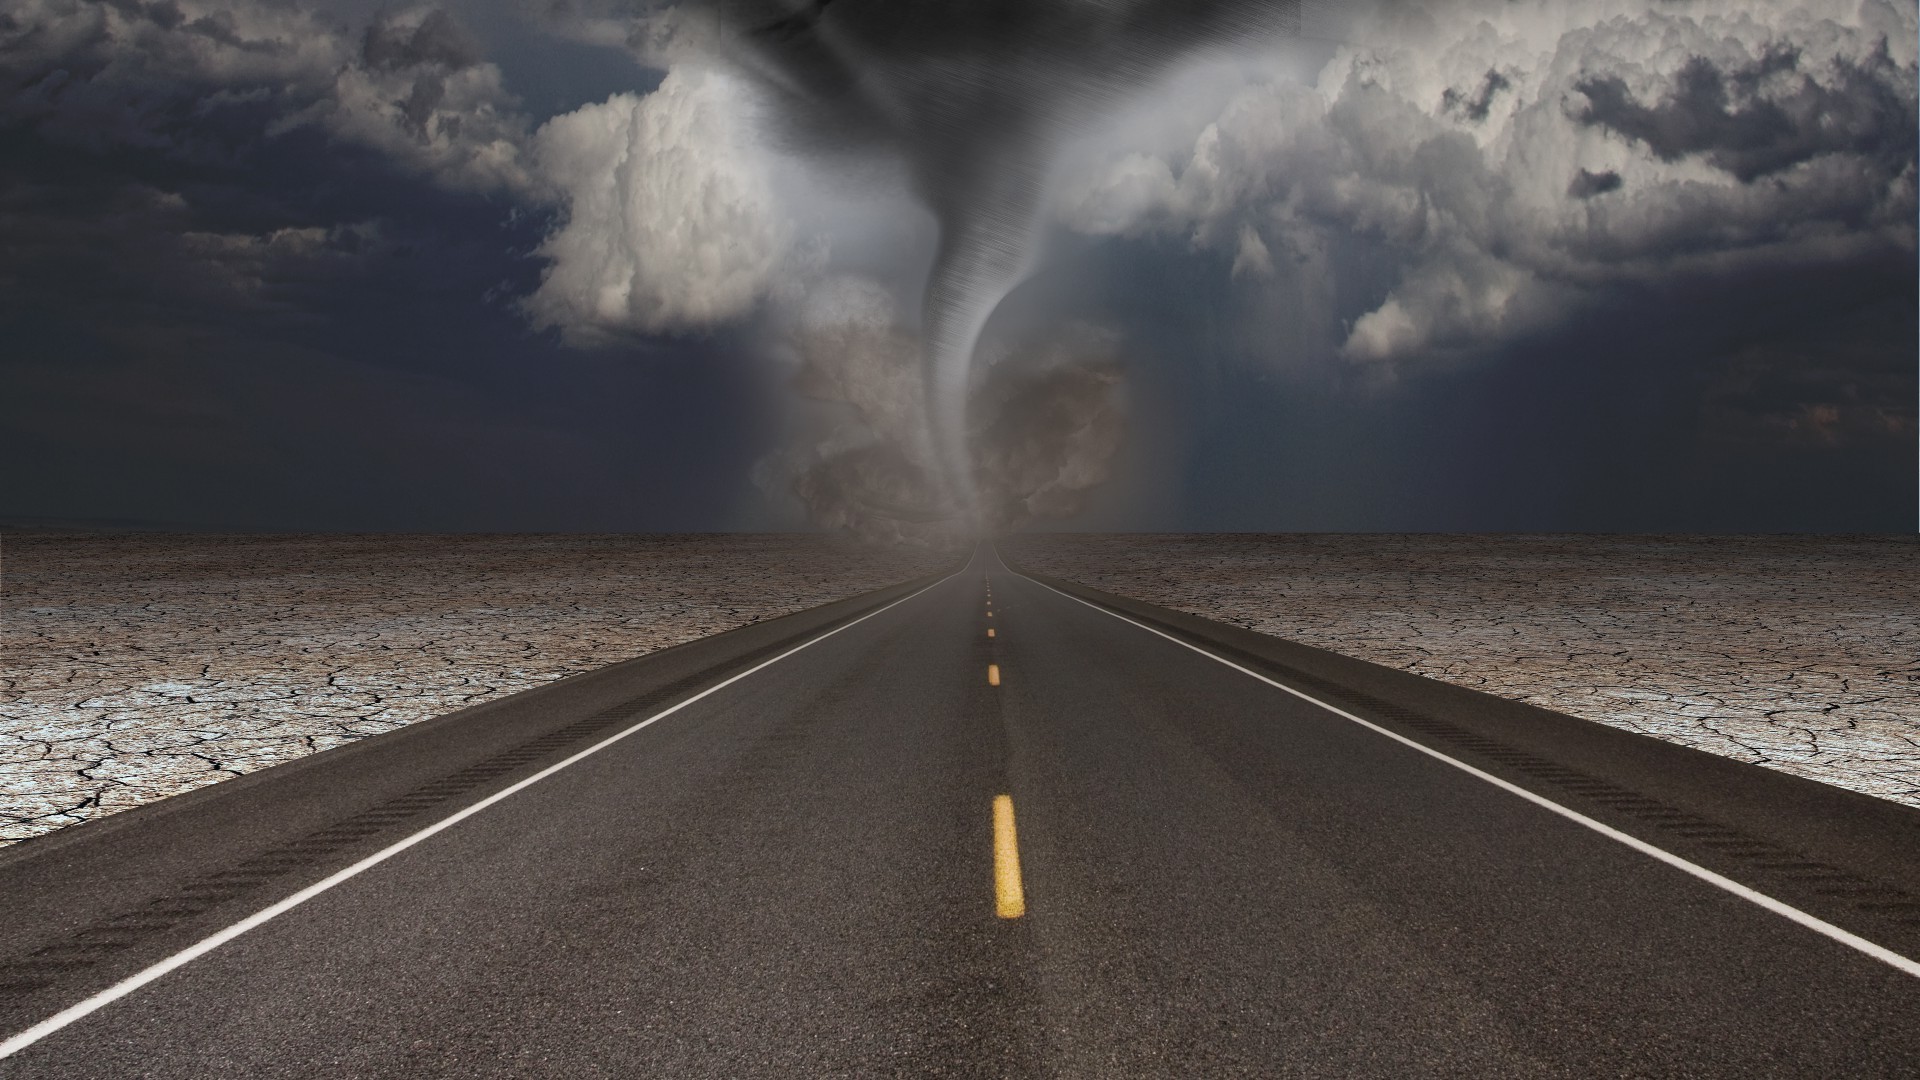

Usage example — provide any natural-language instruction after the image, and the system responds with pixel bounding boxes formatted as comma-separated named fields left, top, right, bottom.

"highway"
left=2, top=546, right=1918, bottom=1076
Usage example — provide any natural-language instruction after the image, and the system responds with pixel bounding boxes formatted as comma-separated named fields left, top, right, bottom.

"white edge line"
left=0, top=571, right=960, bottom=1060
left=1013, top=566, right=1920, bottom=981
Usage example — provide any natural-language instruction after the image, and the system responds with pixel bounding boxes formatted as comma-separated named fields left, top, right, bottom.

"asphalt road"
left=2, top=546, right=1918, bottom=1077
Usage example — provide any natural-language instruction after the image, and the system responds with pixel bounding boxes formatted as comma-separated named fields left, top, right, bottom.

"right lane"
left=986, top=554, right=1920, bottom=1077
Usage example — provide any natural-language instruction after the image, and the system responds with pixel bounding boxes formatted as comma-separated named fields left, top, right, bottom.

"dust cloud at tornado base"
left=754, top=278, right=1127, bottom=545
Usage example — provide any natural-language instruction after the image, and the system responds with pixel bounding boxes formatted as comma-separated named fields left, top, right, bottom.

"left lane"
left=0, top=555, right=1033, bottom=1078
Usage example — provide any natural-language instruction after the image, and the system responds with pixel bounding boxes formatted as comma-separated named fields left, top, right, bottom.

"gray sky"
left=1, top=0, right=1913, bottom=533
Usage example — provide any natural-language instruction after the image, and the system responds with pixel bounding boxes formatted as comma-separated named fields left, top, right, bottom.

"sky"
left=1, top=0, right=1913, bottom=535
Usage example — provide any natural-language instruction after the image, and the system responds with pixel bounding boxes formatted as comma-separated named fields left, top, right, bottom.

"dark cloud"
left=361, top=9, right=490, bottom=140
left=1442, top=68, right=1510, bottom=122
left=364, top=9, right=484, bottom=72
left=99, top=0, right=186, bottom=32
left=1575, top=47, right=1916, bottom=182
left=1, top=2, right=528, bottom=189
left=182, top=8, right=285, bottom=53
left=1699, top=289, right=1916, bottom=453
left=401, top=73, right=448, bottom=136
left=1566, top=167, right=1622, bottom=199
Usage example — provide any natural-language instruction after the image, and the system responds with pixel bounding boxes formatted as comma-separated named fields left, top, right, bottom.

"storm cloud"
left=1, top=0, right=1911, bottom=534
left=1574, top=48, right=1913, bottom=183
left=1, top=1, right=531, bottom=189
left=1056, top=0, right=1917, bottom=364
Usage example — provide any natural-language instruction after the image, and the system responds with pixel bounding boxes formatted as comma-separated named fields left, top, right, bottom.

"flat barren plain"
left=8, top=532, right=1913, bottom=849
left=0, top=534, right=955, bottom=846
left=1004, top=533, right=1920, bottom=808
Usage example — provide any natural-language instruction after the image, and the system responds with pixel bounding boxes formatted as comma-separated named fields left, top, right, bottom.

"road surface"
left=2, top=546, right=1917, bottom=1076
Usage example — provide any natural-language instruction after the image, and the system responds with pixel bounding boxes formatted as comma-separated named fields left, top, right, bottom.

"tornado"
left=709, top=0, right=1298, bottom=524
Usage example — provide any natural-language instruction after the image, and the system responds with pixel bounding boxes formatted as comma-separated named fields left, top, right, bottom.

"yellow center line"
left=987, top=663, right=1001, bottom=686
left=987, top=628, right=995, bottom=638
left=993, top=794, right=1025, bottom=918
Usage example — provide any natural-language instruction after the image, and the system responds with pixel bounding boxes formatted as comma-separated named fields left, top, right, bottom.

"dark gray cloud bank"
left=1, top=0, right=1912, bottom=534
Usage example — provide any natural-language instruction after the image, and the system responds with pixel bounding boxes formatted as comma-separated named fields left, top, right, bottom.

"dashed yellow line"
left=987, top=664, right=1001, bottom=686
left=993, top=794, right=1025, bottom=918
left=987, top=628, right=995, bottom=638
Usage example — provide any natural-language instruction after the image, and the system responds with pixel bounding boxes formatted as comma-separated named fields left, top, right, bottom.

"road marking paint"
left=987, top=628, right=996, bottom=638
left=1015, top=568, right=1920, bottom=982
left=0, top=572, right=965, bottom=1062
left=987, top=664, right=1001, bottom=686
left=993, top=795, right=1026, bottom=918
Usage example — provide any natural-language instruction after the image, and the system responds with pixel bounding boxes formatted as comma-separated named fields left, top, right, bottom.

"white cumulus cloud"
left=524, top=66, right=793, bottom=340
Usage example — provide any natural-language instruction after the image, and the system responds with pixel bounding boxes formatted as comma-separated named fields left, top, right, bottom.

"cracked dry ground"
left=1003, top=533, right=1920, bottom=809
left=0, top=534, right=956, bottom=847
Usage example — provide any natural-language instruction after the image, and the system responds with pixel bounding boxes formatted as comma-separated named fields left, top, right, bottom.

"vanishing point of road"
left=2, top=547, right=1918, bottom=1076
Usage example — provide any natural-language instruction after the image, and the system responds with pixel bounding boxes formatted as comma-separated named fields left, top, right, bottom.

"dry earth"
left=0, top=534, right=955, bottom=846
left=1003, top=533, right=1920, bottom=809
